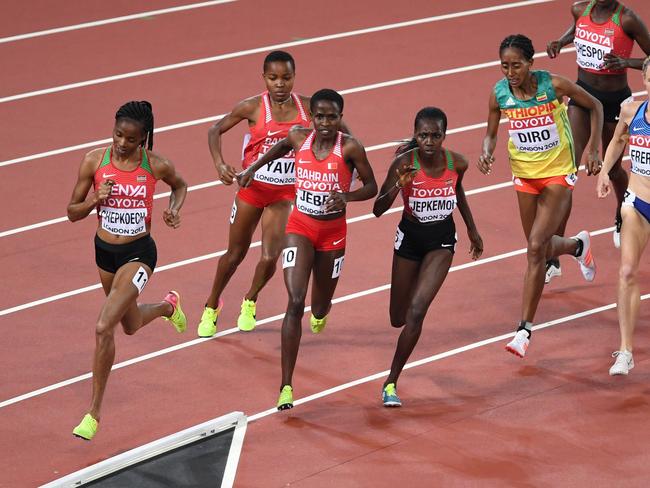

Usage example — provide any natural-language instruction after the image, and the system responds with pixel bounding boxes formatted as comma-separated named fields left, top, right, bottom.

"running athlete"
left=547, top=0, right=650, bottom=264
left=479, top=35, right=603, bottom=358
left=238, top=89, right=377, bottom=410
left=67, top=101, right=188, bottom=440
left=198, top=51, right=311, bottom=336
left=598, top=57, right=650, bottom=375
left=373, top=107, right=483, bottom=407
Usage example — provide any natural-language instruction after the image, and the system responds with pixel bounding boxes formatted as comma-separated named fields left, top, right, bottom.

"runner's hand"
left=396, top=163, right=417, bottom=188
left=236, top=169, right=253, bottom=188
left=468, top=228, right=483, bottom=260
left=546, top=40, right=562, bottom=59
left=325, top=191, right=347, bottom=212
left=585, top=150, right=602, bottom=175
left=477, top=153, right=494, bottom=175
left=218, top=163, right=237, bottom=185
left=604, top=53, right=628, bottom=71
left=163, top=208, right=181, bottom=228
left=597, top=172, right=612, bottom=198
left=94, top=179, right=114, bottom=203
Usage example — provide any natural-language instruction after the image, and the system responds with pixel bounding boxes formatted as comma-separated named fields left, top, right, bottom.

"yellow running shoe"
left=277, top=385, right=294, bottom=410
left=197, top=299, right=223, bottom=338
left=237, top=299, right=256, bottom=331
left=310, top=314, right=328, bottom=334
left=73, top=413, right=98, bottom=440
left=162, top=291, right=186, bottom=333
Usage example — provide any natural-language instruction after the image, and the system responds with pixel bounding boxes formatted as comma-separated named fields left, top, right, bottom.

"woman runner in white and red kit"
left=198, top=51, right=311, bottom=336
left=238, top=89, right=377, bottom=411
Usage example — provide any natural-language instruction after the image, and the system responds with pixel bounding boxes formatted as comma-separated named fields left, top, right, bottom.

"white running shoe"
left=506, top=329, right=530, bottom=358
left=545, top=262, right=562, bottom=284
left=613, top=218, right=622, bottom=249
left=572, top=230, right=596, bottom=282
left=609, top=350, right=634, bottom=375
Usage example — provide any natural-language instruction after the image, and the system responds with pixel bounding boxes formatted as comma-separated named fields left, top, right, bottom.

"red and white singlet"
left=93, top=147, right=156, bottom=237
left=241, top=91, right=310, bottom=187
left=574, top=1, right=633, bottom=75
left=294, top=131, right=353, bottom=217
left=401, top=149, right=458, bottom=224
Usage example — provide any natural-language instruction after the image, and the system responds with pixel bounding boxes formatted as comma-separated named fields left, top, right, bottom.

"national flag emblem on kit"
left=445, top=178, right=453, bottom=186
left=605, top=28, right=615, bottom=36
left=328, top=162, right=337, bottom=170
left=536, top=92, right=548, bottom=102
left=137, top=175, right=147, bottom=182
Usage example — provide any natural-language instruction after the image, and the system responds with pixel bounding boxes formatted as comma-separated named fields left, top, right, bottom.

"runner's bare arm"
left=208, top=97, right=258, bottom=185
left=453, top=153, right=483, bottom=260
left=67, top=150, right=109, bottom=222
left=598, top=102, right=637, bottom=198
left=152, top=153, right=188, bottom=229
left=478, top=92, right=501, bottom=175
left=553, top=74, right=604, bottom=174
left=373, top=152, right=415, bottom=217
left=605, top=9, right=650, bottom=70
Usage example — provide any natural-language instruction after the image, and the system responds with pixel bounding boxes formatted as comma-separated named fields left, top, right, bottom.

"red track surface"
left=3, top=1, right=650, bottom=486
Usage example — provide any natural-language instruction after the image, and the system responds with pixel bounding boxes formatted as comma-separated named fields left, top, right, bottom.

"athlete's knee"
left=527, top=236, right=549, bottom=262
left=95, top=320, right=116, bottom=341
left=286, top=295, right=306, bottom=318
left=222, top=246, right=249, bottom=267
left=619, top=262, right=638, bottom=286
left=258, top=253, right=279, bottom=273
left=406, top=302, right=428, bottom=328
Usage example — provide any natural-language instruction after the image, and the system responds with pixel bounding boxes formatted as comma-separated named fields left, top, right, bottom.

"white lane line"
left=0, top=225, right=616, bottom=409
left=249, top=292, right=646, bottom=422
left=0, top=0, right=552, bottom=104
left=0, top=47, right=584, bottom=169
left=0, top=1, right=237, bottom=44
left=1, top=116, right=510, bottom=238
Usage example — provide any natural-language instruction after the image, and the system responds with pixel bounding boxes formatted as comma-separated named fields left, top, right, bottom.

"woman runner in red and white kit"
left=198, top=51, right=311, bottom=336
left=547, top=1, right=650, bottom=269
left=239, top=89, right=377, bottom=410
left=373, top=107, right=483, bottom=407
left=67, top=101, right=188, bottom=440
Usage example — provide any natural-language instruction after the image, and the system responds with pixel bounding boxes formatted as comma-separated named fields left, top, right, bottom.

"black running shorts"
left=94, top=234, right=157, bottom=274
left=393, top=215, right=456, bottom=262
left=569, top=79, right=632, bottom=123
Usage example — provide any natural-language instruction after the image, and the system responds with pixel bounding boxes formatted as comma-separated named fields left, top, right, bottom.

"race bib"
left=574, top=27, right=612, bottom=71
left=99, top=207, right=147, bottom=236
left=295, top=189, right=332, bottom=216
left=509, top=114, right=560, bottom=153
left=253, top=157, right=296, bottom=185
left=629, top=135, right=650, bottom=176
left=409, top=196, right=456, bottom=223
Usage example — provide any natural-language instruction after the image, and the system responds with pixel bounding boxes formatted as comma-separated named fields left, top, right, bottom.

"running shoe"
left=613, top=217, right=622, bottom=249
left=197, top=299, right=224, bottom=338
left=310, top=314, right=328, bottom=334
left=609, top=350, right=634, bottom=376
left=162, top=291, right=186, bottom=333
left=382, top=383, right=402, bottom=407
left=505, top=329, right=530, bottom=358
left=277, top=385, right=294, bottom=410
left=572, top=230, right=596, bottom=282
left=237, top=299, right=256, bottom=331
left=545, top=260, right=562, bottom=284
left=73, top=413, right=98, bottom=440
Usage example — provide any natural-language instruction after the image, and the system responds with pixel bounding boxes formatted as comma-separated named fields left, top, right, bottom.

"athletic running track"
left=3, top=0, right=650, bottom=486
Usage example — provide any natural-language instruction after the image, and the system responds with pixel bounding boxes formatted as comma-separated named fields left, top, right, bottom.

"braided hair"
left=499, top=34, right=535, bottom=61
left=115, top=101, right=155, bottom=150
left=396, top=107, right=448, bottom=155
